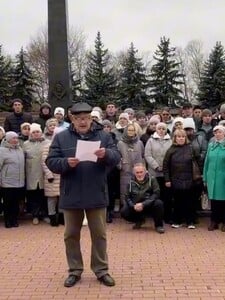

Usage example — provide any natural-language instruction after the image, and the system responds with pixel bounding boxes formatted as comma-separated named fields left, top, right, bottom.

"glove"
left=48, top=178, right=54, bottom=183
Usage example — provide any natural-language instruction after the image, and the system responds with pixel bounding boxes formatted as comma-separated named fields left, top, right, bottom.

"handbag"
left=192, top=159, right=202, bottom=182
left=201, top=191, right=211, bottom=210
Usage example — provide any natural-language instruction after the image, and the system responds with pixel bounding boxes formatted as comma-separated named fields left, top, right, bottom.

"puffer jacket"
left=4, top=112, right=33, bottom=133
left=46, top=123, right=121, bottom=209
left=41, top=142, right=60, bottom=197
left=0, top=142, right=25, bottom=188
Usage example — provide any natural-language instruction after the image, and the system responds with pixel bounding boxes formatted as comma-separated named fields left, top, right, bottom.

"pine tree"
left=150, top=36, right=185, bottom=107
left=0, top=45, right=13, bottom=105
left=198, top=42, right=225, bottom=108
left=117, top=43, right=149, bottom=109
left=84, top=32, right=116, bottom=107
left=12, top=48, right=36, bottom=111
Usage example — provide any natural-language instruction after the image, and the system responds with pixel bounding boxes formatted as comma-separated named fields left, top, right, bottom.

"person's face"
left=175, top=134, right=186, bottom=145
left=137, top=117, right=147, bottom=127
left=67, top=109, right=73, bottom=121
left=134, top=166, right=146, bottom=182
left=42, top=107, right=50, bottom=115
left=149, top=122, right=157, bottom=131
left=72, top=113, right=92, bottom=134
left=220, top=112, right=225, bottom=120
left=161, top=111, right=170, bottom=122
left=185, top=128, right=194, bottom=138
left=193, top=109, right=202, bottom=119
left=30, top=130, right=42, bottom=140
left=21, top=126, right=30, bottom=136
left=8, top=136, right=19, bottom=145
left=127, top=112, right=134, bottom=121
left=103, top=125, right=111, bottom=133
left=202, top=115, right=212, bottom=125
left=174, top=122, right=183, bottom=130
left=119, top=117, right=128, bottom=127
left=156, top=126, right=167, bottom=137
left=54, top=113, right=64, bottom=121
left=182, top=107, right=193, bottom=117
left=106, top=104, right=116, bottom=116
left=127, top=125, right=136, bottom=137
left=48, top=123, right=57, bottom=133
left=214, top=129, right=225, bottom=141
left=13, top=102, right=23, bottom=113
left=91, top=116, right=99, bottom=122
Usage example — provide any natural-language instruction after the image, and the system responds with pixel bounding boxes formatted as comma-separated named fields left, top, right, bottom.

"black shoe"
left=208, top=222, right=219, bottom=231
left=12, top=221, right=19, bottom=227
left=132, top=219, right=145, bottom=229
left=64, top=275, right=81, bottom=287
left=50, top=214, right=59, bottom=227
left=98, top=274, right=115, bottom=287
left=106, top=211, right=113, bottom=223
left=58, top=213, right=65, bottom=225
left=155, top=226, right=165, bottom=234
left=5, top=221, right=12, bottom=228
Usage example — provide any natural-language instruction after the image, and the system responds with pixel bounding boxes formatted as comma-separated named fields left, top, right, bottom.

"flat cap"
left=71, top=102, right=92, bottom=114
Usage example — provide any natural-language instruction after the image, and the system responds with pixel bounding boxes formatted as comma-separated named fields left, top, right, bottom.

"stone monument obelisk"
left=48, top=0, right=72, bottom=110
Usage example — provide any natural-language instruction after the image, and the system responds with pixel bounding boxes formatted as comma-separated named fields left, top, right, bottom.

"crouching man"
left=121, top=163, right=165, bottom=234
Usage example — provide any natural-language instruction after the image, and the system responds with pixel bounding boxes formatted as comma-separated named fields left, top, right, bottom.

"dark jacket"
left=125, top=174, right=160, bottom=208
left=4, top=112, right=33, bottom=133
left=46, top=123, right=121, bottom=209
left=163, top=143, right=199, bottom=190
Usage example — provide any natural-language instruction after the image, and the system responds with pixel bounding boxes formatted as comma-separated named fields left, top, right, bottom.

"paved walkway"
left=1, top=217, right=225, bottom=300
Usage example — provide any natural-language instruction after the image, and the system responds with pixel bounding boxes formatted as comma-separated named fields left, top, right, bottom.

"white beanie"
left=119, top=112, right=129, bottom=121
left=91, top=110, right=101, bottom=120
left=183, top=118, right=195, bottom=130
left=54, top=107, right=65, bottom=116
left=30, top=123, right=42, bottom=134
left=213, top=125, right=225, bottom=134
left=5, top=131, right=18, bottom=142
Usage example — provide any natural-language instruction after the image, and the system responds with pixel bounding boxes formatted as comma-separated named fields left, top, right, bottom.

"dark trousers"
left=107, top=168, right=120, bottom=213
left=26, top=187, right=45, bottom=218
left=173, top=188, right=195, bottom=225
left=2, top=187, right=24, bottom=225
left=121, top=199, right=164, bottom=227
left=211, top=200, right=225, bottom=224
left=156, top=177, right=173, bottom=222
left=64, top=208, right=108, bottom=278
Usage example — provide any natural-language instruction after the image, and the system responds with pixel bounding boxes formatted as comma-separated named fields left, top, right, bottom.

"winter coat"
left=189, top=133, right=207, bottom=172
left=23, top=138, right=47, bottom=190
left=0, top=142, right=25, bottom=188
left=46, top=123, right=121, bottom=210
left=203, top=140, right=225, bottom=200
left=41, top=142, right=60, bottom=197
left=145, top=132, right=172, bottom=177
left=4, top=112, right=33, bottom=133
left=125, top=174, right=160, bottom=208
left=163, top=143, right=198, bottom=190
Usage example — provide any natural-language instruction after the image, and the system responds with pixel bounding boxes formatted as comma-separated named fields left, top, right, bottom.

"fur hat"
left=149, top=115, right=161, bottom=124
left=213, top=125, right=225, bottom=133
left=119, top=113, right=129, bottom=121
left=30, top=123, right=42, bottom=134
left=156, top=122, right=167, bottom=130
left=5, top=131, right=18, bottom=142
left=102, top=119, right=113, bottom=129
left=124, top=108, right=135, bottom=115
left=219, top=120, right=225, bottom=126
left=54, top=107, right=65, bottom=116
left=183, top=118, right=196, bottom=130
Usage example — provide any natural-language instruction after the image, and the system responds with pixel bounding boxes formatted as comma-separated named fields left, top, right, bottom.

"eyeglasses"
left=73, top=116, right=92, bottom=122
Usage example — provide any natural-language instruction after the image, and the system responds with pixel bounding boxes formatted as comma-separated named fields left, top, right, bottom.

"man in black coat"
left=46, top=102, right=121, bottom=288
left=4, top=99, right=33, bottom=133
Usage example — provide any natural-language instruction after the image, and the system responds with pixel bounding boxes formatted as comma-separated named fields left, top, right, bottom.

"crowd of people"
left=0, top=99, right=225, bottom=233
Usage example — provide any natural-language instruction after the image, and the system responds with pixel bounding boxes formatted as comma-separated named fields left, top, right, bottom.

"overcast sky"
left=1, top=0, right=225, bottom=56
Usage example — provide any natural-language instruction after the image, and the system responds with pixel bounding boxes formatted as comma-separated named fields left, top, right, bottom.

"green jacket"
left=125, top=174, right=160, bottom=207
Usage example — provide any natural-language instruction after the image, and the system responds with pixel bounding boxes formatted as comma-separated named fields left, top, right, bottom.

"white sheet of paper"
left=75, top=140, right=101, bottom=162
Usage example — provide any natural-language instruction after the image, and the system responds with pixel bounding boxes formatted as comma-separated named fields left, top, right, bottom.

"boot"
left=106, top=211, right=113, bottom=223
left=58, top=213, right=65, bottom=225
left=208, top=221, right=219, bottom=231
left=50, top=214, right=59, bottom=227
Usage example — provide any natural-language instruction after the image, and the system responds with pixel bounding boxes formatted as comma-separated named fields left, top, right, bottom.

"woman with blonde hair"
left=163, top=129, right=200, bottom=229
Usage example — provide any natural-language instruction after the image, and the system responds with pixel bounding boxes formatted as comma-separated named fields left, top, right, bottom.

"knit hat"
left=149, top=115, right=161, bottom=124
left=213, top=125, right=225, bottom=134
left=124, top=108, right=135, bottom=115
left=91, top=110, right=101, bottom=120
left=119, top=113, right=129, bottom=121
left=183, top=117, right=196, bottom=130
left=54, top=107, right=65, bottom=116
left=219, top=120, right=225, bottom=126
left=135, top=111, right=146, bottom=119
left=220, top=104, right=225, bottom=113
left=41, top=102, right=51, bottom=109
left=201, top=109, right=212, bottom=117
left=30, top=123, right=42, bottom=134
left=12, top=98, right=23, bottom=106
left=102, top=119, right=113, bottom=129
left=20, top=122, right=30, bottom=130
left=156, top=122, right=167, bottom=130
left=5, top=131, right=18, bottom=142
left=0, top=126, right=5, bottom=136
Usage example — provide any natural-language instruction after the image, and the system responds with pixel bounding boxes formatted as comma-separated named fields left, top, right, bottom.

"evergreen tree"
left=12, top=48, right=36, bottom=111
left=150, top=36, right=185, bottom=107
left=84, top=32, right=116, bottom=107
left=198, top=42, right=225, bottom=108
left=0, top=45, right=13, bottom=105
left=117, top=43, right=149, bottom=109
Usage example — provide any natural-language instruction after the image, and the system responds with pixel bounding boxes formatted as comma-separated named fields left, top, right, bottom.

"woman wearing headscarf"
left=203, top=125, right=225, bottom=231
